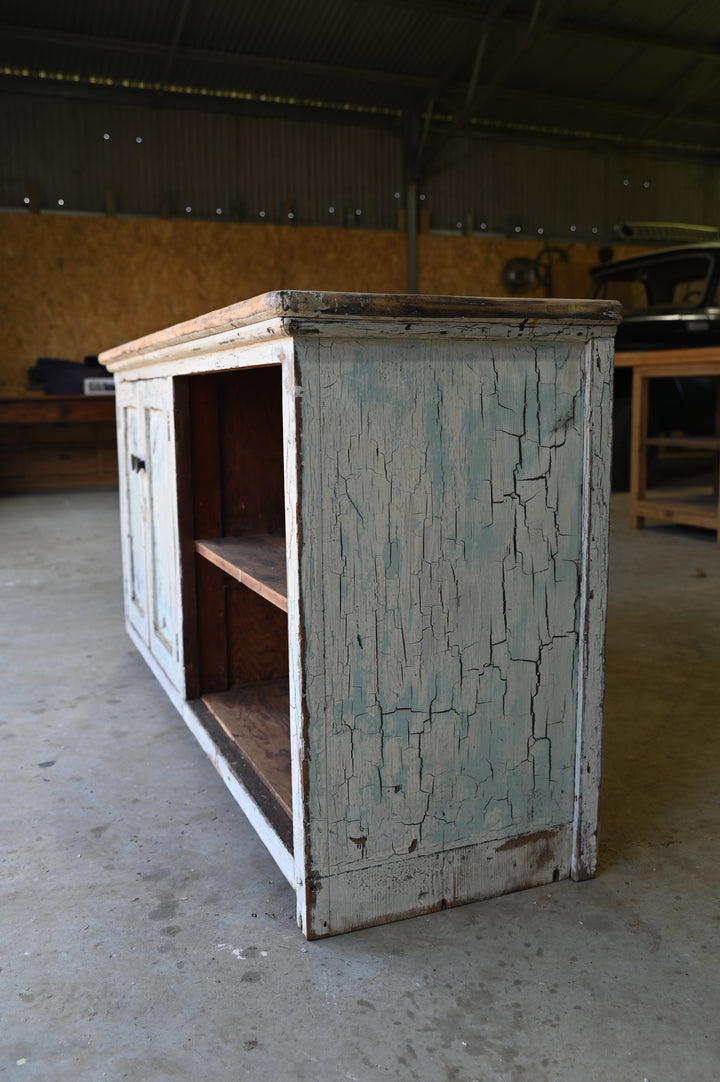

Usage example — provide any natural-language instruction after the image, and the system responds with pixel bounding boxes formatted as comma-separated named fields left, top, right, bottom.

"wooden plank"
left=629, top=368, right=650, bottom=529
left=632, top=497, right=719, bottom=531
left=0, top=394, right=116, bottom=424
left=645, top=436, right=720, bottom=450
left=614, top=346, right=720, bottom=369
left=202, top=679, right=292, bottom=818
left=195, top=535, right=288, bottom=611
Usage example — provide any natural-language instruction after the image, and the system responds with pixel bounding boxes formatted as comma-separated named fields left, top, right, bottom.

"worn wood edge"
left=102, top=320, right=617, bottom=378
left=303, top=824, right=573, bottom=939
left=279, top=352, right=312, bottom=932
left=101, top=291, right=621, bottom=368
left=571, top=336, right=614, bottom=881
left=201, top=680, right=292, bottom=818
left=194, top=536, right=288, bottom=612
left=101, top=294, right=620, bottom=376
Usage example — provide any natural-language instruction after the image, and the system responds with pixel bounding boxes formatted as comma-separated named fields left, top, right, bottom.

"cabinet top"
left=100, top=290, right=621, bottom=375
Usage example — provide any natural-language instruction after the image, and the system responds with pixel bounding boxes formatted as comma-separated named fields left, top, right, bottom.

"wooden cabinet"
left=101, top=291, right=620, bottom=938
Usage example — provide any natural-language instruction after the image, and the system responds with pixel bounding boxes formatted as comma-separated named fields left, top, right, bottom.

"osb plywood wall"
left=0, top=213, right=635, bottom=390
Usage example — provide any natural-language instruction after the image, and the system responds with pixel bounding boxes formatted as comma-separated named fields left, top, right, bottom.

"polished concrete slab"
left=1, top=488, right=718, bottom=1082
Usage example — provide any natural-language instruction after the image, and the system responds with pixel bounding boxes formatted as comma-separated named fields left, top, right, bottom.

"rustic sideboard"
left=100, top=291, right=620, bottom=938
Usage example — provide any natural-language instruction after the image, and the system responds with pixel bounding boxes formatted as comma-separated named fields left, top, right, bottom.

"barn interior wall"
left=0, top=211, right=637, bottom=390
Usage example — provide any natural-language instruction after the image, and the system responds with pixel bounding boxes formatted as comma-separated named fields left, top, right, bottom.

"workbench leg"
left=629, top=367, right=648, bottom=530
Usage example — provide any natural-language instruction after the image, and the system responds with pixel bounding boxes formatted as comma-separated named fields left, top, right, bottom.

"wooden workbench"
left=0, top=393, right=117, bottom=491
left=620, top=347, right=720, bottom=542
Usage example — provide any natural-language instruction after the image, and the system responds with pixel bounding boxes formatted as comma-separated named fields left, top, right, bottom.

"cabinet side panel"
left=298, top=337, right=590, bottom=897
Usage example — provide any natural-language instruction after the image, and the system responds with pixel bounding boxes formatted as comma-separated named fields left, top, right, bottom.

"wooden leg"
left=629, top=367, right=649, bottom=529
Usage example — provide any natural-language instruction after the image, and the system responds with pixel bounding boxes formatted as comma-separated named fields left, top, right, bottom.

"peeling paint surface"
left=298, top=336, right=594, bottom=882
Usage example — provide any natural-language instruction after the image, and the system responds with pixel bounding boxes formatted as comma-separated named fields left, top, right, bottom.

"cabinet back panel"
left=219, top=367, right=285, bottom=537
left=185, top=366, right=285, bottom=538
left=226, top=582, right=290, bottom=685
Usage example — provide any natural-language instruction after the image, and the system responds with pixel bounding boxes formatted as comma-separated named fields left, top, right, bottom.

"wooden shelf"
left=632, top=495, right=719, bottom=531
left=195, top=534, right=287, bottom=611
left=645, top=435, right=720, bottom=451
left=202, top=678, right=292, bottom=818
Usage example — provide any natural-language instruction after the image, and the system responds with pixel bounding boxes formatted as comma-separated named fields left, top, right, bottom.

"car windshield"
left=591, top=253, right=713, bottom=310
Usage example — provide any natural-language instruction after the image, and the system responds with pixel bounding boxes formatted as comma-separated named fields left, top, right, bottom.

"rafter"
left=0, top=23, right=432, bottom=90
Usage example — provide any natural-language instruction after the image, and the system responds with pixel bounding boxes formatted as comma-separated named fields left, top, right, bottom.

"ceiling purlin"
left=419, top=0, right=572, bottom=177
left=640, top=61, right=720, bottom=137
left=157, top=0, right=193, bottom=90
left=501, top=10, right=720, bottom=64
left=0, top=22, right=433, bottom=92
left=497, top=84, right=720, bottom=132
left=411, top=0, right=514, bottom=176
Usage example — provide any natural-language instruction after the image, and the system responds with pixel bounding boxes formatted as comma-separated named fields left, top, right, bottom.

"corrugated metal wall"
left=2, top=90, right=718, bottom=240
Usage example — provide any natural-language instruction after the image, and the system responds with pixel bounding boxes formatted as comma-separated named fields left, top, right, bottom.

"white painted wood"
left=141, top=379, right=183, bottom=691
left=116, top=378, right=184, bottom=693
left=572, top=334, right=615, bottom=879
left=103, top=292, right=619, bottom=938
left=115, top=381, right=148, bottom=642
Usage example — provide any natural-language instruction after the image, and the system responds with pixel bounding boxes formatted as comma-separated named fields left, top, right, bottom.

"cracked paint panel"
left=299, top=335, right=591, bottom=874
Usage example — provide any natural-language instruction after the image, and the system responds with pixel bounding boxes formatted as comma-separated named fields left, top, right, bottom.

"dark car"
left=589, top=244, right=720, bottom=488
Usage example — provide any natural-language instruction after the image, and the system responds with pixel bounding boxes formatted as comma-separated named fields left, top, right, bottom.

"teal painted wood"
left=296, top=333, right=599, bottom=919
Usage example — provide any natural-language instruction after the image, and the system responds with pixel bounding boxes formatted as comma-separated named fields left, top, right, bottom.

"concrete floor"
left=1, top=487, right=719, bottom=1082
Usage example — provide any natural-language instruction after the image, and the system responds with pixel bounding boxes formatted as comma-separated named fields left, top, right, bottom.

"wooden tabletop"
left=0, top=394, right=117, bottom=424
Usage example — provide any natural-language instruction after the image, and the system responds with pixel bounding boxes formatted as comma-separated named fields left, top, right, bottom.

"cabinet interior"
left=176, top=365, right=292, bottom=831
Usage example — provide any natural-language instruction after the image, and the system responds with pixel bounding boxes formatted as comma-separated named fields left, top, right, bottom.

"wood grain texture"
left=225, top=581, right=290, bottom=686
left=195, top=535, right=288, bottom=611
left=202, top=679, right=292, bottom=818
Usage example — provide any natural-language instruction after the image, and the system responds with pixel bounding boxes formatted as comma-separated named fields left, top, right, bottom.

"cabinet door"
left=116, top=378, right=184, bottom=692
left=117, top=381, right=148, bottom=642
left=142, top=379, right=183, bottom=689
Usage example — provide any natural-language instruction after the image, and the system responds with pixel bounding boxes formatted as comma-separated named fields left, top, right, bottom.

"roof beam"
left=419, top=0, right=571, bottom=175
left=500, top=12, right=720, bottom=64
left=494, top=86, right=720, bottom=132
left=0, top=23, right=431, bottom=90
left=158, top=0, right=193, bottom=89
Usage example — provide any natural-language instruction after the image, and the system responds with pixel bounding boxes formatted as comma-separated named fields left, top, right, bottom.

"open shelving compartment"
left=175, top=363, right=294, bottom=872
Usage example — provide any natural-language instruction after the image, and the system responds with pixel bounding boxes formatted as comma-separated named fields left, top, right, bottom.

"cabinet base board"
left=303, top=823, right=574, bottom=939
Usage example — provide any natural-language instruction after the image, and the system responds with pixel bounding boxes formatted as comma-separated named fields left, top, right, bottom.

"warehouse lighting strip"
left=2, top=64, right=718, bottom=157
